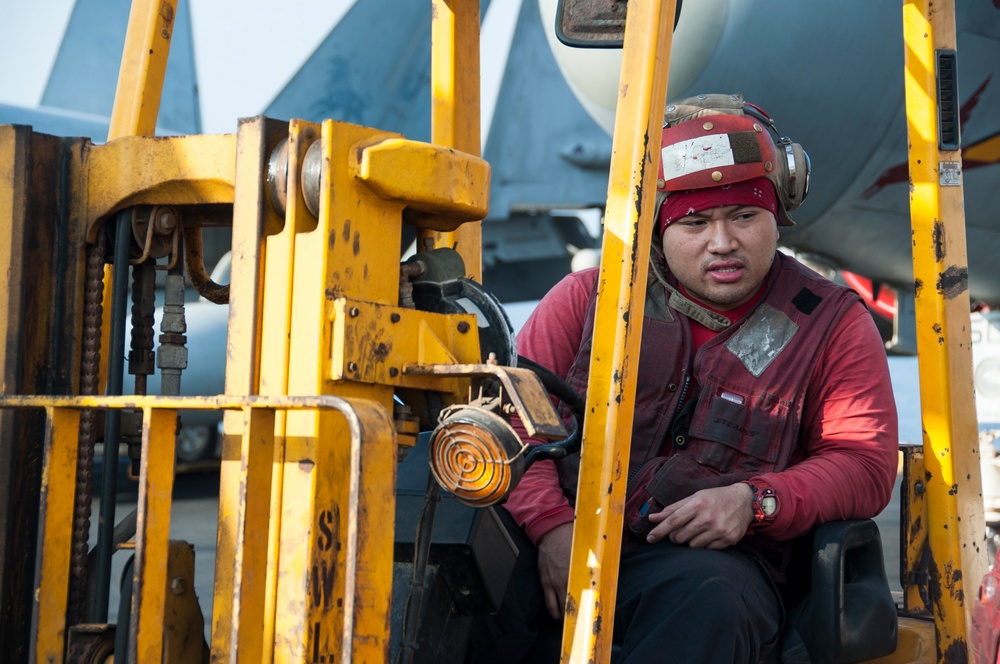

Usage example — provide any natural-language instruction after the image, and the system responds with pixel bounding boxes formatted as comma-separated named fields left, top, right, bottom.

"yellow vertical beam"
left=273, top=120, right=400, bottom=663
left=100, top=0, right=177, bottom=390
left=561, top=1, right=675, bottom=662
left=903, top=0, right=986, bottom=657
left=259, top=120, right=320, bottom=664
left=108, top=0, right=178, bottom=140
left=213, top=407, right=276, bottom=662
left=30, top=407, right=81, bottom=664
left=213, top=118, right=284, bottom=662
left=131, top=407, right=178, bottom=663
left=0, top=127, right=28, bottom=587
left=0, top=127, right=27, bottom=396
left=423, top=0, right=483, bottom=280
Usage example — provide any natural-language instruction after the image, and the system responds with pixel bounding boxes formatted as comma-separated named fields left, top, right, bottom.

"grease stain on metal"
left=909, top=514, right=922, bottom=546
left=565, top=594, right=578, bottom=618
left=942, top=639, right=968, bottom=663
left=937, top=265, right=968, bottom=299
left=932, top=220, right=946, bottom=262
left=927, top=555, right=943, bottom=610
left=592, top=611, right=603, bottom=637
left=342, top=219, right=352, bottom=243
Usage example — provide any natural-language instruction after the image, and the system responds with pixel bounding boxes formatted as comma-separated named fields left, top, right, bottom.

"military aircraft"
left=4, top=0, right=1000, bottom=462
left=540, top=0, right=1000, bottom=305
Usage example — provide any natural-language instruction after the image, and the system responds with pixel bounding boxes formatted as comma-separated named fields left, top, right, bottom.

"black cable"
left=396, top=475, right=439, bottom=664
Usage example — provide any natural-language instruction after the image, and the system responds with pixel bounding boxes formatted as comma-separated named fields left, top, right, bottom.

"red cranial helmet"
left=655, top=93, right=810, bottom=229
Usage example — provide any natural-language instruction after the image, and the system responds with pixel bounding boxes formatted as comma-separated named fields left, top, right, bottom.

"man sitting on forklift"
left=467, top=93, right=899, bottom=663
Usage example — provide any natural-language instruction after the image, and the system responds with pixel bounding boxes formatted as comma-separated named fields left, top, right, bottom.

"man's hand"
left=537, top=522, right=573, bottom=620
left=646, top=483, right=754, bottom=549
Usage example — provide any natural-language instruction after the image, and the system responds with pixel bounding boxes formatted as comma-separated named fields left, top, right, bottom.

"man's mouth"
left=707, top=262, right=745, bottom=282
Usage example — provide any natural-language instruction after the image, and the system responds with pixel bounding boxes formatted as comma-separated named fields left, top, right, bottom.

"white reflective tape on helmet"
left=661, top=134, right=735, bottom=182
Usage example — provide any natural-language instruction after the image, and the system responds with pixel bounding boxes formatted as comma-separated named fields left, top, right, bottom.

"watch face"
left=761, top=496, right=777, bottom=516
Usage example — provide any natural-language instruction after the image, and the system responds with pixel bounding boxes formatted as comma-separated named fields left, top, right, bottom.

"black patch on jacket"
left=792, top=288, right=822, bottom=315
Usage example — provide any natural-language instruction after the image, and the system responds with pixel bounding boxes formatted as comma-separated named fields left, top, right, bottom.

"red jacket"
left=504, top=253, right=899, bottom=556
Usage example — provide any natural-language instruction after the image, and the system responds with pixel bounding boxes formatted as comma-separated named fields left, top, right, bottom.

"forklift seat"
left=782, top=519, right=898, bottom=664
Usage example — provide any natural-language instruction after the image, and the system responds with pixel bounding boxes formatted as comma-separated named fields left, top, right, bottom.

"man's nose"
left=706, top=221, right=738, bottom=253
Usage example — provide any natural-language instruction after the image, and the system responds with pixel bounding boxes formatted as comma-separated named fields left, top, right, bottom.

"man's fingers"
left=646, top=500, right=694, bottom=542
left=543, top=585, right=563, bottom=620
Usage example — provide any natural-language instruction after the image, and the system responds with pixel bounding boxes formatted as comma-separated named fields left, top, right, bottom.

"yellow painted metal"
left=163, top=541, right=210, bottom=662
left=272, top=119, right=402, bottom=663
left=103, top=0, right=179, bottom=394
left=0, top=126, right=28, bottom=566
left=0, top=394, right=412, bottom=415
left=900, top=445, right=933, bottom=617
left=259, top=121, right=319, bottom=399
left=84, top=133, right=237, bottom=239
left=355, top=138, right=490, bottom=222
left=868, top=617, right=937, bottom=663
left=258, top=120, right=320, bottom=663
left=327, top=297, right=479, bottom=389
left=30, top=407, right=81, bottom=664
left=0, top=391, right=412, bottom=661
left=560, top=0, right=675, bottom=661
left=212, top=407, right=276, bottom=663
left=903, top=0, right=987, bottom=657
left=213, top=117, right=283, bottom=663
left=0, top=127, right=27, bottom=395
left=132, top=406, right=178, bottom=663
left=423, top=0, right=483, bottom=280
left=108, top=0, right=179, bottom=140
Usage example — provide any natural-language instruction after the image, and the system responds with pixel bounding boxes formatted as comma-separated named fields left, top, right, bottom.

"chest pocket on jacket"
left=686, top=375, right=793, bottom=474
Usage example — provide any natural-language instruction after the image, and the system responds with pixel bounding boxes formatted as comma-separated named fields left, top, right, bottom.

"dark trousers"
left=466, top=514, right=783, bottom=663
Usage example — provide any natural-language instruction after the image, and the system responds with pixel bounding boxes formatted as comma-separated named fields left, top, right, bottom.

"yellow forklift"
left=0, top=0, right=986, bottom=662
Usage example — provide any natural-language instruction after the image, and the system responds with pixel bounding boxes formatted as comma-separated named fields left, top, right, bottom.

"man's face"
left=660, top=204, right=779, bottom=311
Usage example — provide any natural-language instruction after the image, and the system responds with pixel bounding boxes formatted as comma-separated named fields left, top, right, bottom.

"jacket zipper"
left=671, top=373, right=692, bottom=424
left=628, top=372, right=692, bottom=484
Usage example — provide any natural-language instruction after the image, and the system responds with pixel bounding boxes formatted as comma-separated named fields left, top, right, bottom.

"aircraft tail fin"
left=484, top=0, right=611, bottom=221
left=41, top=0, right=201, bottom=135
left=265, top=0, right=491, bottom=143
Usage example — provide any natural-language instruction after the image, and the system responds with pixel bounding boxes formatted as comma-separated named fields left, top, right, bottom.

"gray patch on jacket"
left=725, top=304, right=799, bottom=377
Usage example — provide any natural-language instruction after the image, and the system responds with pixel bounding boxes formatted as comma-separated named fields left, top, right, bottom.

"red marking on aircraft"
left=842, top=271, right=896, bottom=320
left=861, top=75, right=996, bottom=199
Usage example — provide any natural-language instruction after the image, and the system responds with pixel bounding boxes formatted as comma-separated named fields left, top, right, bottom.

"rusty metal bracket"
left=403, top=363, right=567, bottom=441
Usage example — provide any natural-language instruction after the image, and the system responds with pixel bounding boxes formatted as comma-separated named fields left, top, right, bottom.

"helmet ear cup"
left=741, top=103, right=810, bottom=211
left=779, top=139, right=810, bottom=210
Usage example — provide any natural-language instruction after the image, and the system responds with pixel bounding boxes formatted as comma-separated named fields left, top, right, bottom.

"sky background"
left=0, top=0, right=519, bottom=137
